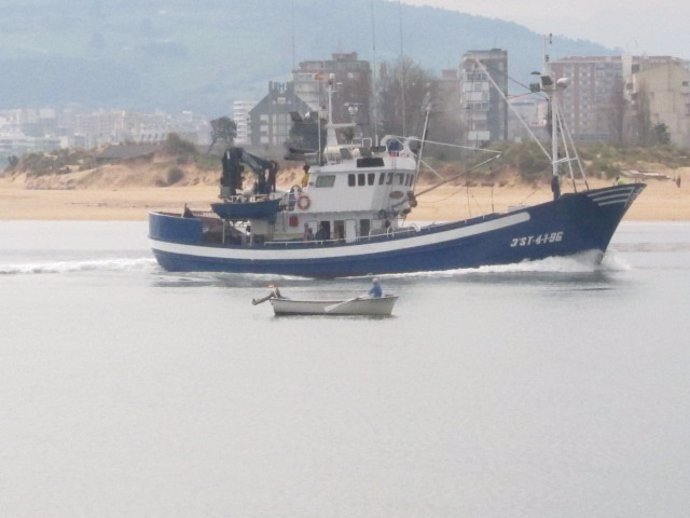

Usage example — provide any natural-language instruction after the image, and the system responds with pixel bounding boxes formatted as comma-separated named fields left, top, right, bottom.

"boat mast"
left=413, top=99, right=432, bottom=189
left=543, top=35, right=559, bottom=180
left=371, top=0, right=379, bottom=146
left=541, top=34, right=589, bottom=192
left=398, top=0, right=406, bottom=136
left=326, top=74, right=337, bottom=152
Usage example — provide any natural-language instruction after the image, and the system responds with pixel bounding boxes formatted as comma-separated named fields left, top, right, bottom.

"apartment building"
left=232, top=100, right=256, bottom=145
left=460, top=49, right=509, bottom=145
left=249, top=81, right=311, bottom=147
left=548, top=55, right=623, bottom=142
left=507, top=97, right=549, bottom=141
left=292, top=52, right=372, bottom=136
left=549, top=54, right=690, bottom=147
left=625, top=56, right=690, bottom=148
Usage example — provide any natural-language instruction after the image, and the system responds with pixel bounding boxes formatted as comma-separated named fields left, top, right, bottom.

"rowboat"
left=252, top=289, right=397, bottom=316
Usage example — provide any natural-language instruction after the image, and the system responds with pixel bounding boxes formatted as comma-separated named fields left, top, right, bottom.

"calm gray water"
left=1, top=220, right=689, bottom=517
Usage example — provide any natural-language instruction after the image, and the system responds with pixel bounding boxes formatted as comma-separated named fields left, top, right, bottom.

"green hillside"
left=0, top=0, right=612, bottom=116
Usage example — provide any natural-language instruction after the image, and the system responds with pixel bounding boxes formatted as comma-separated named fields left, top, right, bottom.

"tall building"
left=625, top=56, right=690, bottom=148
left=508, top=97, right=549, bottom=141
left=292, top=52, right=372, bottom=137
left=549, top=56, right=623, bottom=142
left=233, top=100, right=256, bottom=145
left=249, top=82, right=311, bottom=147
left=460, top=49, right=509, bottom=145
left=549, top=54, right=690, bottom=146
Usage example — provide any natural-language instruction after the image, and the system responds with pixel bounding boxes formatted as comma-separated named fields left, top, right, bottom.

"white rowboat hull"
left=269, top=296, right=397, bottom=316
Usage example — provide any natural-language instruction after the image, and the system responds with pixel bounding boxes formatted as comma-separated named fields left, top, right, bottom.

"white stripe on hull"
left=587, top=186, right=636, bottom=207
left=150, top=211, right=531, bottom=261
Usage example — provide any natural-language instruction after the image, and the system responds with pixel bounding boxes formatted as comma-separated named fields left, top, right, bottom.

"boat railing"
left=364, top=226, right=418, bottom=241
left=263, top=237, right=340, bottom=248
left=263, top=225, right=419, bottom=248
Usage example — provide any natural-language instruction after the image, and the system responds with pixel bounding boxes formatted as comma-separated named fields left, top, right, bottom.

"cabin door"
left=344, top=220, right=357, bottom=243
left=333, top=220, right=345, bottom=241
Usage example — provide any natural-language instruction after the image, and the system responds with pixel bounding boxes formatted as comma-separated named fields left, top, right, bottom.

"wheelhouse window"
left=315, top=175, right=336, bottom=187
left=348, top=174, right=356, bottom=187
left=357, top=173, right=365, bottom=186
left=368, top=173, right=375, bottom=185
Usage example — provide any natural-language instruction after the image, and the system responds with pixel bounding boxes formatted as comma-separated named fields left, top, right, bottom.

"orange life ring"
left=297, top=194, right=311, bottom=210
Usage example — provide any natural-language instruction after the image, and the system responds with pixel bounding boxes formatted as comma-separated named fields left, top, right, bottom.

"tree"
left=653, top=123, right=671, bottom=145
left=208, top=116, right=237, bottom=153
left=424, top=79, right=464, bottom=147
left=163, top=133, right=197, bottom=156
left=632, top=85, right=653, bottom=146
left=607, top=76, right=628, bottom=146
left=6, top=155, right=19, bottom=170
left=376, top=57, right=435, bottom=138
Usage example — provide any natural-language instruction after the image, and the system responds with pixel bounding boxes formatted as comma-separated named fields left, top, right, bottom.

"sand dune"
left=0, top=166, right=686, bottom=221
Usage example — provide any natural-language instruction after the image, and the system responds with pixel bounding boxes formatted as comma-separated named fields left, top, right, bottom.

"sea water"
left=1, top=220, right=689, bottom=517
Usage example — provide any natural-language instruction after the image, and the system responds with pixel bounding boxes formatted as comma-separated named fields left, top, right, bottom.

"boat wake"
left=0, top=257, right=157, bottom=275
left=152, top=271, right=308, bottom=288
left=384, top=250, right=630, bottom=279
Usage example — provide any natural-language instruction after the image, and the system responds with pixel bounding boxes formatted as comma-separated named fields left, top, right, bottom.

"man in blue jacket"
left=368, top=278, right=382, bottom=298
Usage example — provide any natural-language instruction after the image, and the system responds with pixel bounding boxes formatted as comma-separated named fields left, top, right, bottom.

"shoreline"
left=0, top=176, right=687, bottom=222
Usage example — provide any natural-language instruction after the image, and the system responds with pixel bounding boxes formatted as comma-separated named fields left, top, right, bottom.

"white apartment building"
left=460, top=49, right=509, bottom=145
left=233, top=100, right=256, bottom=145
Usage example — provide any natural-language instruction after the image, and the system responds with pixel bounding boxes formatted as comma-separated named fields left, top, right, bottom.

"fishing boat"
left=149, top=62, right=644, bottom=278
left=252, top=288, right=398, bottom=316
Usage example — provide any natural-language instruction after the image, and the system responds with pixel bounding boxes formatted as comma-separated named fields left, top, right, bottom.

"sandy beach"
left=0, top=170, right=687, bottom=221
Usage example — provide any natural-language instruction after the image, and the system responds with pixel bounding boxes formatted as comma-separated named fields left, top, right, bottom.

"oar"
left=324, top=296, right=361, bottom=313
left=252, top=285, right=284, bottom=305
left=252, top=292, right=275, bottom=305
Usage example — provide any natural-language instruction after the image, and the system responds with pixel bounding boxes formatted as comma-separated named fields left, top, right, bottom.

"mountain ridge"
left=0, top=0, right=613, bottom=116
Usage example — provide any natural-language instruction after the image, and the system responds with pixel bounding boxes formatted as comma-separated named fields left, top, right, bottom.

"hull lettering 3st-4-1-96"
left=510, top=231, right=564, bottom=248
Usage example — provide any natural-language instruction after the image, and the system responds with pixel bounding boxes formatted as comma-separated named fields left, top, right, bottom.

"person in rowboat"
left=368, top=278, right=382, bottom=298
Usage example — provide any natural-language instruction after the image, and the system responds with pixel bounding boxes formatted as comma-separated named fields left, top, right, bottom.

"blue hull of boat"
left=149, top=184, right=644, bottom=278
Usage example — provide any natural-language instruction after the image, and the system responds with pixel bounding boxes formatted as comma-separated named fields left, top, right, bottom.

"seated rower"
left=368, top=278, right=382, bottom=298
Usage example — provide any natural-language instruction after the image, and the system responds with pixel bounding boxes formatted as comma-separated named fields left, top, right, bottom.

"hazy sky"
left=399, top=0, right=690, bottom=59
